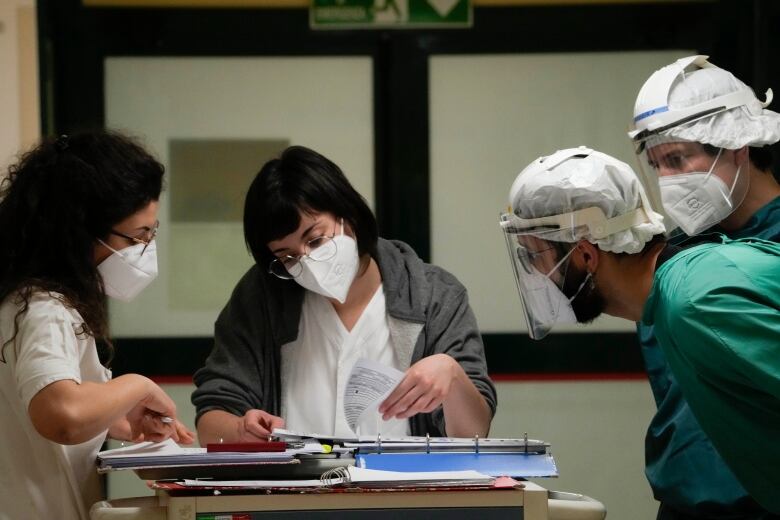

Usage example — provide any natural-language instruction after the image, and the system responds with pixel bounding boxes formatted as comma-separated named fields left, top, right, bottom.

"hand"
left=126, top=381, right=179, bottom=443
left=173, top=419, right=196, bottom=445
left=379, top=354, right=461, bottom=421
left=235, top=409, right=286, bottom=442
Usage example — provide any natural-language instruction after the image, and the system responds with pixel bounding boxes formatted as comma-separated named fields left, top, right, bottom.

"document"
left=343, top=358, right=405, bottom=434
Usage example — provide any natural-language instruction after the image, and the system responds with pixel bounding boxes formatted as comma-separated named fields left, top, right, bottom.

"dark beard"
left=561, top=264, right=606, bottom=324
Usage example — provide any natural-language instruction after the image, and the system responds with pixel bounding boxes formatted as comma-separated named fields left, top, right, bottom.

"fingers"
left=397, top=394, right=439, bottom=419
left=242, top=410, right=284, bottom=441
left=263, top=415, right=286, bottom=432
left=140, top=414, right=178, bottom=443
left=175, top=421, right=196, bottom=445
left=379, top=376, right=416, bottom=415
left=382, top=384, right=426, bottom=420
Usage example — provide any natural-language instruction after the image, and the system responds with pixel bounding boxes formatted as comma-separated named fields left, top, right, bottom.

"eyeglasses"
left=268, top=233, right=339, bottom=280
left=109, top=220, right=159, bottom=256
left=515, top=244, right=557, bottom=275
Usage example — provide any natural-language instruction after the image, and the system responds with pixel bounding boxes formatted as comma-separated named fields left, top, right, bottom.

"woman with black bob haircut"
left=193, top=145, right=496, bottom=443
left=0, top=130, right=193, bottom=520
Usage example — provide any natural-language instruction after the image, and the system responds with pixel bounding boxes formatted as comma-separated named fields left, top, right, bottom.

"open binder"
left=149, top=466, right=508, bottom=492
left=273, top=430, right=558, bottom=478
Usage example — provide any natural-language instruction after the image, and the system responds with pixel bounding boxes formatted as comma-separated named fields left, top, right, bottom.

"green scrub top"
left=642, top=236, right=780, bottom=515
left=638, top=196, right=780, bottom=518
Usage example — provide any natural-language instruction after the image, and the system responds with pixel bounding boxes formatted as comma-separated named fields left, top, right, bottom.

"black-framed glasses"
left=109, top=220, right=159, bottom=256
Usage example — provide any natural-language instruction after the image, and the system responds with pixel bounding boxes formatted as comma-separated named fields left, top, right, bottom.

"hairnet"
left=509, top=147, right=666, bottom=254
left=635, top=56, right=780, bottom=150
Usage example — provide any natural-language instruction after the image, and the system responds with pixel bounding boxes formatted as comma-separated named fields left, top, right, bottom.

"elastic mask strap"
left=725, top=164, right=742, bottom=203
left=703, top=147, right=724, bottom=183
left=98, top=238, right=121, bottom=256
left=567, top=272, right=593, bottom=303
left=701, top=147, right=737, bottom=206
left=545, top=244, right=576, bottom=278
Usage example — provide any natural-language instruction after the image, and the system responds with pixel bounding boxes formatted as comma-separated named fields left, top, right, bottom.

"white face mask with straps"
left=658, top=149, right=742, bottom=236
left=293, top=221, right=360, bottom=304
left=97, top=240, right=159, bottom=302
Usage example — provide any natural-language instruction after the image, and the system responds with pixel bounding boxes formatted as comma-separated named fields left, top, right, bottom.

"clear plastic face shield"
left=499, top=198, right=650, bottom=340
left=635, top=137, right=749, bottom=236
left=499, top=224, right=577, bottom=340
left=499, top=206, right=641, bottom=340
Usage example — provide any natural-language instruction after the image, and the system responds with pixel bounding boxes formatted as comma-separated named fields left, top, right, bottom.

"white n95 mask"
left=98, top=240, right=159, bottom=302
left=522, top=266, right=578, bottom=331
left=294, top=226, right=359, bottom=304
left=659, top=168, right=740, bottom=236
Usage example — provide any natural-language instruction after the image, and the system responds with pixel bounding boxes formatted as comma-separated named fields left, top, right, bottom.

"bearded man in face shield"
left=500, top=146, right=780, bottom=516
left=628, top=56, right=780, bottom=520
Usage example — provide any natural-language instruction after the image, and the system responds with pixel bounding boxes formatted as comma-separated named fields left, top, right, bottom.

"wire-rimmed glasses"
left=109, top=220, right=159, bottom=256
left=268, top=234, right=338, bottom=279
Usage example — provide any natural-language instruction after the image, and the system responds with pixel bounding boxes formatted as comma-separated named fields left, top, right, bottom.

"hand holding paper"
left=240, top=409, right=286, bottom=440
left=379, top=353, right=460, bottom=421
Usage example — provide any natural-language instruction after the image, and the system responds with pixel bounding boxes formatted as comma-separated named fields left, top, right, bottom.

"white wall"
left=105, top=56, right=374, bottom=338
left=0, top=0, right=39, bottom=173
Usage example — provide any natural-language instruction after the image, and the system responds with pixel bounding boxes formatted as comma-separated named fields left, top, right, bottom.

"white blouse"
left=0, top=292, right=111, bottom=520
left=281, top=286, right=411, bottom=438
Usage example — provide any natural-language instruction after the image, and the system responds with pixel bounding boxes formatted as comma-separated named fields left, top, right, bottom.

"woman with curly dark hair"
left=0, top=130, right=193, bottom=520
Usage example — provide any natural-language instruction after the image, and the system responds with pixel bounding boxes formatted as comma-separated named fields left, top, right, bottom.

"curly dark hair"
left=0, top=130, right=164, bottom=363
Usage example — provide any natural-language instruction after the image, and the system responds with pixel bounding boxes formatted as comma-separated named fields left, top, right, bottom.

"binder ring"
left=321, top=466, right=350, bottom=486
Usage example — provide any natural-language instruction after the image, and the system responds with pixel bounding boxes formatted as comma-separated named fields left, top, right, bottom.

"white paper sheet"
left=97, top=438, right=202, bottom=458
left=343, top=358, right=405, bottom=434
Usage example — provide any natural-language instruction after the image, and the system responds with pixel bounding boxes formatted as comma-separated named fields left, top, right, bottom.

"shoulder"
left=1, top=290, right=82, bottom=328
left=377, top=238, right=467, bottom=295
left=656, top=239, right=779, bottom=321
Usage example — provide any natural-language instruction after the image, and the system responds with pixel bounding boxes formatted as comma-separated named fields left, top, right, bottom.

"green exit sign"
left=311, top=0, right=471, bottom=29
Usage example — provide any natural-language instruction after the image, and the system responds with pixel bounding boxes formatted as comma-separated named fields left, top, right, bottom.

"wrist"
left=135, top=375, right=156, bottom=405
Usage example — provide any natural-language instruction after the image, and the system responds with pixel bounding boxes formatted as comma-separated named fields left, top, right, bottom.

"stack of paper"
left=96, top=439, right=314, bottom=472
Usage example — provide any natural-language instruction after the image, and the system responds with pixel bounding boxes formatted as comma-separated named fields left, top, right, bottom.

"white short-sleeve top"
left=0, top=291, right=111, bottom=520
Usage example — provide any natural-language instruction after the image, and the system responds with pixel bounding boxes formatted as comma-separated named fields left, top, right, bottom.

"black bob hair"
left=244, top=145, right=378, bottom=270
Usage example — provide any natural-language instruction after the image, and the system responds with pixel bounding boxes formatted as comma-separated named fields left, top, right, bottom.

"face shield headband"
left=630, top=89, right=762, bottom=153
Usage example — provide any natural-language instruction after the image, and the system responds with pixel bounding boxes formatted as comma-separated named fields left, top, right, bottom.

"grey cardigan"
left=192, top=238, right=496, bottom=436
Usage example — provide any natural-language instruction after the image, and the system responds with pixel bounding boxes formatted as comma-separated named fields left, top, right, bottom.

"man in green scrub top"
left=628, top=55, right=780, bottom=519
left=499, top=146, right=780, bottom=516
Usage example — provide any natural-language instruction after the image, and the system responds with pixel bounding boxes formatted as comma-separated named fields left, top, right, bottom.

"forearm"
left=29, top=374, right=157, bottom=445
left=197, top=409, right=242, bottom=445
left=442, top=368, right=492, bottom=438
